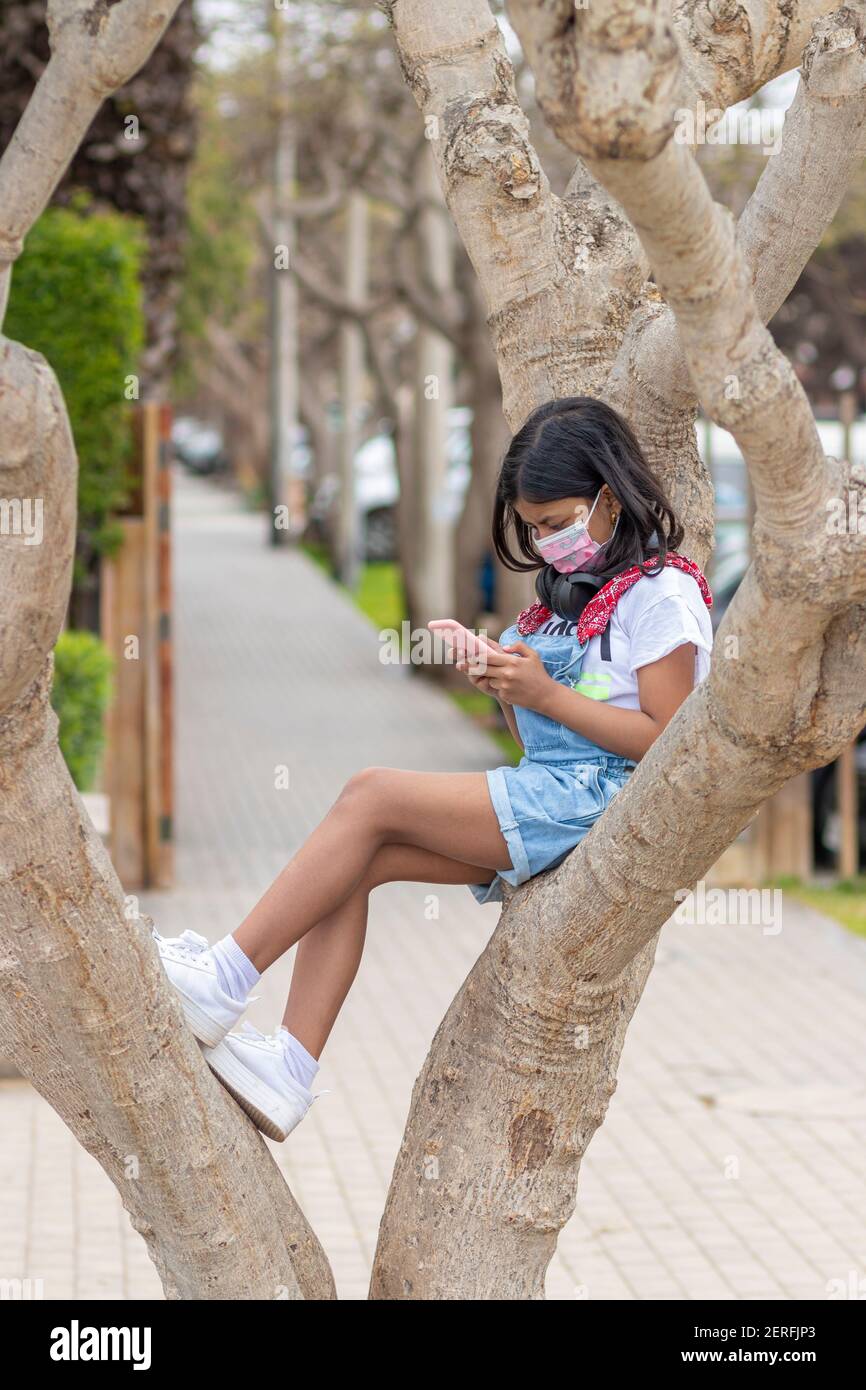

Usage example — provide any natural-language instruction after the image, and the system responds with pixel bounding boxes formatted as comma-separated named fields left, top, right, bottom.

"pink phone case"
left=428, top=619, right=496, bottom=660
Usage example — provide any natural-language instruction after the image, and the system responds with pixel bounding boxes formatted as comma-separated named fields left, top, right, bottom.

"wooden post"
left=101, top=403, right=173, bottom=889
left=836, top=745, right=859, bottom=879
left=142, top=403, right=161, bottom=885
left=101, top=519, right=147, bottom=887
left=835, top=392, right=860, bottom=880
left=753, top=772, right=813, bottom=881
left=156, top=404, right=175, bottom=887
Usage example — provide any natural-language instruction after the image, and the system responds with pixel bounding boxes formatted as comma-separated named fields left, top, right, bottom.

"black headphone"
left=535, top=531, right=664, bottom=622
left=534, top=564, right=612, bottom=623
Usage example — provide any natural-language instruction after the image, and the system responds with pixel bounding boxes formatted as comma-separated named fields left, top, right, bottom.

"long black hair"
left=492, top=396, right=684, bottom=582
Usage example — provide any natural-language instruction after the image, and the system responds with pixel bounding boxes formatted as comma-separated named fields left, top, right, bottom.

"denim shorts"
left=469, top=752, right=636, bottom=905
left=468, top=613, right=637, bottom=905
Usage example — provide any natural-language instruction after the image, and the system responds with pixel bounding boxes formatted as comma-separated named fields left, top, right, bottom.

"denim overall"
left=470, top=613, right=638, bottom=904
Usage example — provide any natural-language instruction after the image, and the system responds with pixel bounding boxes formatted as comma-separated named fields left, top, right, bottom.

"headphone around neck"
left=534, top=564, right=612, bottom=623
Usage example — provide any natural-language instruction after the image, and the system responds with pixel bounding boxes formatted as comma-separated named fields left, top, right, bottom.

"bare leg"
left=234, top=768, right=510, bottom=973
left=283, top=843, right=499, bottom=1057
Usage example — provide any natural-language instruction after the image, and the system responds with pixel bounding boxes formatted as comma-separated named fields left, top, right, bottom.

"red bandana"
left=515, top=553, right=712, bottom=638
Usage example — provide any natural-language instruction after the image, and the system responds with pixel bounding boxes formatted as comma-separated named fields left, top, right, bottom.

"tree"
left=2, top=0, right=864, bottom=1302
left=367, top=0, right=866, bottom=1297
left=0, top=0, right=333, bottom=1301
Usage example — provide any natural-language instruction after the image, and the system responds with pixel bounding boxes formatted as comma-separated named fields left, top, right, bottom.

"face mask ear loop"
left=580, top=490, right=602, bottom=528
left=586, top=489, right=618, bottom=552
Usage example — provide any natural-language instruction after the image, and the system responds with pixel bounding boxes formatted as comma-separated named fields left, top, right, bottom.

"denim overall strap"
left=498, top=621, right=610, bottom=764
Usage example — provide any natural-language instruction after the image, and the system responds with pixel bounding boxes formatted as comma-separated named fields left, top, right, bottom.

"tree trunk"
left=268, top=6, right=300, bottom=544
left=454, top=273, right=514, bottom=629
left=336, top=189, right=368, bottom=585
left=409, top=144, right=457, bottom=634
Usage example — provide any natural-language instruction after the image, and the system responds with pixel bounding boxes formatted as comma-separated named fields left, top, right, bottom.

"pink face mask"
left=533, top=492, right=618, bottom=573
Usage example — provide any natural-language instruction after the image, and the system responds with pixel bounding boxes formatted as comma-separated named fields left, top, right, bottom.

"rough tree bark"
left=369, top=0, right=866, bottom=1298
left=0, top=0, right=334, bottom=1301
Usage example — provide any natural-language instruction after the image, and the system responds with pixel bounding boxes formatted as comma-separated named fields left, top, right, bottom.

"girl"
left=154, top=396, right=713, bottom=1141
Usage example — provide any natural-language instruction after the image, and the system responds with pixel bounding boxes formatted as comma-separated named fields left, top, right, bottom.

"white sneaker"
left=152, top=929, right=250, bottom=1047
left=202, top=1023, right=326, bottom=1142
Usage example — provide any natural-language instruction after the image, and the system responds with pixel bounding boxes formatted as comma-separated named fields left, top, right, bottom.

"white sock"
left=278, top=1027, right=319, bottom=1092
left=212, top=933, right=261, bottom=1003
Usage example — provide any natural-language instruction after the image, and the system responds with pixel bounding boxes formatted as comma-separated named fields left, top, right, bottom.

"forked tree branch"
left=606, top=8, right=866, bottom=458
left=672, top=0, right=842, bottom=108
left=387, top=0, right=649, bottom=420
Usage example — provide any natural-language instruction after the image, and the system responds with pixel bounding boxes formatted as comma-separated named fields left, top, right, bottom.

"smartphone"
left=428, top=619, right=497, bottom=662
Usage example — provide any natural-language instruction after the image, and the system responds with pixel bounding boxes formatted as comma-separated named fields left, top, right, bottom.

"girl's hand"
left=454, top=635, right=506, bottom=698
left=455, top=655, right=498, bottom=697
left=472, top=642, right=556, bottom=711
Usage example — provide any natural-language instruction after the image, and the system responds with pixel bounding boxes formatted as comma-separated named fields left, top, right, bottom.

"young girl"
left=154, top=396, right=713, bottom=1141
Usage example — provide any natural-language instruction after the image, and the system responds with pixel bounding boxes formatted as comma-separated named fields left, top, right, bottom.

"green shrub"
left=4, top=200, right=145, bottom=587
left=51, top=632, right=114, bottom=792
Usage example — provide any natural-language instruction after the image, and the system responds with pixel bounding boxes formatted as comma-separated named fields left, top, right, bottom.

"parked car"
left=309, top=407, right=472, bottom=562
left=171, top=416, right=228, bottom=475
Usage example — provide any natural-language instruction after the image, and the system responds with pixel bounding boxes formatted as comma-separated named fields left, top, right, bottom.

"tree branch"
left=672, top=0, right=841, bottom=109
left=0, top=0, right=187, bottom=325
left=611, top=6, right=866, bottom=424
left=388, top=0, right=648, bottom=424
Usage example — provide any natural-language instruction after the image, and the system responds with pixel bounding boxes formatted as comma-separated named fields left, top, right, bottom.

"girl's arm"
left=497, top=698, right=524, bottom=750
left=455, top=656, right=525, bottom=752
left=485, top=642, right=697, bottom=763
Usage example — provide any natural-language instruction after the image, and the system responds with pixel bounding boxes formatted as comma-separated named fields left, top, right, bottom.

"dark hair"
left=492, top=396, right=684, bottom=581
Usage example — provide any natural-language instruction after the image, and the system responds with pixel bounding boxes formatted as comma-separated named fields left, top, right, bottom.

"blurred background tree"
left=0, top=0, right=200, bottom=631
left=5, top=204, right=146, bottom=626
left=0, top=0, right=199, bottom=394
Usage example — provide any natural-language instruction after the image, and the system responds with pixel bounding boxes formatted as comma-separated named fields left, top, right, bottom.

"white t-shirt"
left=534, top=565, right=714, bottom=710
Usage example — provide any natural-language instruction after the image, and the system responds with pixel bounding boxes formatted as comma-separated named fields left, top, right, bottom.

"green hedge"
left=51, top=632, right=114, bottom=792
left=5, top=201, right=145, bottom=578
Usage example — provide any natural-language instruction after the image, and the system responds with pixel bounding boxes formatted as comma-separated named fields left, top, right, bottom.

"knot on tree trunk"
left=0, top=656, right=56, bottom=766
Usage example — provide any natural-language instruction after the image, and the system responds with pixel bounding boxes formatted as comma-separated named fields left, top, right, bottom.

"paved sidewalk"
left=2, top=469, right=866, bottom=1301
